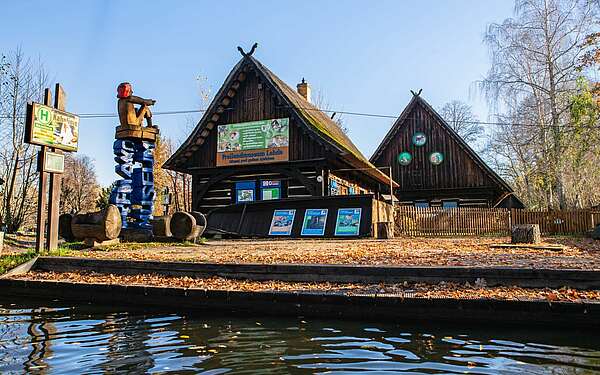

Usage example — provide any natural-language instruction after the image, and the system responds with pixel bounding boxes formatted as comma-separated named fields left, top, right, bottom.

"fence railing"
left=395, top=206, right=599, bottom=236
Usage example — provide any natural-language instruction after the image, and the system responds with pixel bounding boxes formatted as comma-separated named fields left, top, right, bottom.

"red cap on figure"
left=117, top=82, right=132, bottom=98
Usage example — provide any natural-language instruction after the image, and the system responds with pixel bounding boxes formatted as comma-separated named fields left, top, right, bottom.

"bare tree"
left=479, top=0, right=598, bottom=209
left=60, top=154, right=100, bottom=214
left=0, top=49, right=49, bottom=232
left=439, top=100, right=484, bottom=144
left=313, top=88, right=349, bottom=134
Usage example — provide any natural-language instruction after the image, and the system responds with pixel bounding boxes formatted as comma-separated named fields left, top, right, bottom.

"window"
left=442, top=201, right=458, bottom=209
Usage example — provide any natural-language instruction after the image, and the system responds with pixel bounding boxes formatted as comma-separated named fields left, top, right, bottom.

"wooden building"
left=163, top=51, right=396, bottom=215
left=370, top=93, right=524, bottom=208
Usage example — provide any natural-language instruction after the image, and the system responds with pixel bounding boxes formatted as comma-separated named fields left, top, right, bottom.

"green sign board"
left=217, top=118, right=289, bottom=166
left=397, top=152, right=412, bottom=166
left=334, top=208, right=362, bottom=236
left=26, top=103, right=79, bottom=151
left=429, top=152, right=444, bottom=165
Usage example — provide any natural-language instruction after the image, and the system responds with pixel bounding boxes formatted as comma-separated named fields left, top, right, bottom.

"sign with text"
left=334, top=208, right=362, bottom=236
left=216, top=118, right=289, bottom=167
left=269, top=209, right=296, bottom=236
left=26, top=102, right=79, bottom=151
left=301, top=208, right=328, bottom=236
left=43, top=151, right=65, bottom=173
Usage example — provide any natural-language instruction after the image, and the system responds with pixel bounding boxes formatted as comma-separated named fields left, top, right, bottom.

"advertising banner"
left=334, top=208, right=362, bottom=236
left=217, top=118, right=289, bottom=167
left=269, top=209, right=296, bottom=236
left=301, top=208, right=328, bottom=236
left=261, top=180, right=281, bottom=200
left=26, top=103, right=79, bottom=151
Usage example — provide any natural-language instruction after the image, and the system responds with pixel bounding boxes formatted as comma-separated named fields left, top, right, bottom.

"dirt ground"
left=60, top=236, right=600, bottom=270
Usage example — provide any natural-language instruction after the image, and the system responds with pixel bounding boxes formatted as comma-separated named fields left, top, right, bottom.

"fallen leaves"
left=60, top=236, right=600, bottom=271
left=16, top=271, right=600, bottom=303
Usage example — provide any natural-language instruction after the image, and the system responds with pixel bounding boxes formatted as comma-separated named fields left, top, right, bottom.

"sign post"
left=28, top=84, right=78, bottom=252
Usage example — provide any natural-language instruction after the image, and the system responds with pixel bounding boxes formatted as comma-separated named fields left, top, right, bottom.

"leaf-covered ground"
left=17, top=270, right=600, bottom=303
left=63, top=236, right=600, bottom=270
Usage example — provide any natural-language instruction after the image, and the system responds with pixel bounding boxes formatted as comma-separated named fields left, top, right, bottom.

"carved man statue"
left=117, top=82, right=156, bottom=128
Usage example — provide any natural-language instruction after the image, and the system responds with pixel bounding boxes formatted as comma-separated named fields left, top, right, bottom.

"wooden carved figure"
left=117, top=82, right=156, bottom=128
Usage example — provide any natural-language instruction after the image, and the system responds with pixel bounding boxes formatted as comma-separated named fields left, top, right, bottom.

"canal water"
left=1, top=298, right=599, bottom=374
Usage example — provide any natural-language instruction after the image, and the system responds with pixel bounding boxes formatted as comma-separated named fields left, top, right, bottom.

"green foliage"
left=96, top=182, right=116, bottom=210
left=0, top=251, right=37, bottom=275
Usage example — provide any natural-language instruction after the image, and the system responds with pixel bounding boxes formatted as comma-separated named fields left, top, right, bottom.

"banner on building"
left=217, top=118, right=289, bottom=167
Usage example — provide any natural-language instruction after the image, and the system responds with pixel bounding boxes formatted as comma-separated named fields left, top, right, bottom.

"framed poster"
left=269, top=209, right=296, bottom=236
left=235, top=181, right=255, bottom=203
left=217, top=118, right=289, bottom=167
left=25, top=102, right=79, bottom=151
left=301, top=209, right=328, bottom=236
left=261, top=180, right=281, bottom=200
left=335, top=208, right=362, bottom=236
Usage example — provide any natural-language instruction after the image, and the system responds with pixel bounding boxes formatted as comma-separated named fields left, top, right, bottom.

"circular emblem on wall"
left=412, top=132, right=427, bottom=147
left=429, top=152, right=444, bottom=165
left=397, top=152, right=412, bottom=166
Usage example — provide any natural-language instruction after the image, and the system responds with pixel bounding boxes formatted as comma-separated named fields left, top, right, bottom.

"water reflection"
left=0, top=298, right=599, bottom=374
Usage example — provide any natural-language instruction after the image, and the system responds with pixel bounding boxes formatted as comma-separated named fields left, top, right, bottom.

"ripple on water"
left=0, top=298, right=599, bottom=374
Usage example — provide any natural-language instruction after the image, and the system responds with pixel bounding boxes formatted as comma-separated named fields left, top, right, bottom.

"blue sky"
left=0, top=1, right=514, bottom=185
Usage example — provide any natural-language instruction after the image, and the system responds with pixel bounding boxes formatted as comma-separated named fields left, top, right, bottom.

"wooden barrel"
left=59, top=213, right=75, bottom=242
left=151, top=215, right=172, bottom=237
left=72, top=205, right=122, bottom=242
left=170, top=211, right=198, bottom=241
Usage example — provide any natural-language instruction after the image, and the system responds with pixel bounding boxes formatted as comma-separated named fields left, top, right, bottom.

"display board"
left=269, top=209, right=296, bottom=236
left=43, top=151, right=65, bottom=173
left=235, top=181, right=256, bottom=203
left=334, top=208, right=362, bottom=236
left=217, top=118, right=289, bottom=167
left=26, top=102, right=79, bottom=151
left=301, top=208, right=328, bottom=236
left=261, top=180, right=281, bottom=200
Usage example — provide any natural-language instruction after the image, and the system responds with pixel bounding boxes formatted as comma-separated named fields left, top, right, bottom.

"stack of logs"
left=151, top=211, right=206, bottom=242
left=59, top=206, right=206, bottom=246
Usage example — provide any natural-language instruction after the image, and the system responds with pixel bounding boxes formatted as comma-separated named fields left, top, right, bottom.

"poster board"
left=334, top=208, right=362, bottom=236
left=269, top=209, right=296, bottom=236
left=25, top=102, right=79, bottom=151
left=217, top=118, right=289, bottom=167
left=261, top=180, right=281, bottom=200
left=43, top=151, right=65, bottom=173
left=301, top=209, right=328, bottom=236
left=235, top=181, right=255, bottom=203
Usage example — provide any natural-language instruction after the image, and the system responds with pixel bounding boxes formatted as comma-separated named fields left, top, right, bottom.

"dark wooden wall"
left=371, top=101, right=502, bottom=204
left=189, top=67, right=326, bottom=169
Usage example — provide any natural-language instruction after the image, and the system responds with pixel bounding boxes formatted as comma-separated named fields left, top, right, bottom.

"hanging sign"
left=429, top=152, right=444, bottom=165
left=334, top=208, right=362, bottom=236
left=25, top=102, right=79, bottom=151
left=269, top=209, right=296, bottom=236
left=412, top=132, right=427, bottom=147
left=301, top=209, right=328, bottom=236
left=217, top=118, right=289, bottom=167
left=397, top=152, right=412, bottom=166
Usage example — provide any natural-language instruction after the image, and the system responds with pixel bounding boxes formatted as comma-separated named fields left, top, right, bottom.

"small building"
left=370, top=93, right=524, bottom=208
left=163, top=50, right=396, bottom=237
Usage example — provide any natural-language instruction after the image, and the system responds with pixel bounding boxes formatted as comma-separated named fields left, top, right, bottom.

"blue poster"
left=335, top=208, right=362, bottom=236
left=301, top=209, right=328, bottom=236
left=269, top=209, right=296, bottom=236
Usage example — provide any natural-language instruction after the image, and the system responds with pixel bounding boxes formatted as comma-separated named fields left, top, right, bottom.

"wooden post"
left=35, top=89, right=52, bottom=253
left=46, top=84, right=66, bottom=251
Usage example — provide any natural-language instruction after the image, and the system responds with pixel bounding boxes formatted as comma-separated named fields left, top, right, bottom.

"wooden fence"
left=395, top=206, right=599, bottom=236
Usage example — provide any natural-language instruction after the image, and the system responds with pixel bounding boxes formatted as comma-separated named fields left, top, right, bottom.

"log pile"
left=511, top=224, right=541, bottom=244
left=71, top=205, right=122, bottom=247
